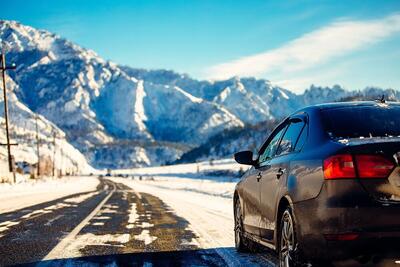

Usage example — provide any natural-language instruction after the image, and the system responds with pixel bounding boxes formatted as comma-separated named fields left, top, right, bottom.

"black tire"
left=278, top=208, right=300, bottom=267
left=234, top=199, right=249, bottom=252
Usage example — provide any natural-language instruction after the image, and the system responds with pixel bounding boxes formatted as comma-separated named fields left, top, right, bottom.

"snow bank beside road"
left=116, top=158, right=248, bottom=180
left=113, top=158, right=249, bottom=198
left=0, top=176, right=99, bottom=213
left=131, top=176, right=237, bottom=199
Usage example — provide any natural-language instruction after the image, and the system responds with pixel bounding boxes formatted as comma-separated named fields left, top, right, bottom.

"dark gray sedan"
left=233, top=101, right=400, bottom=266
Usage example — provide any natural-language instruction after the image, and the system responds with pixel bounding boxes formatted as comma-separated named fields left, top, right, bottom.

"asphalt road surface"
left=0, top=178, right=273, bottom=266
left=1, top=177, right=397, bottom=267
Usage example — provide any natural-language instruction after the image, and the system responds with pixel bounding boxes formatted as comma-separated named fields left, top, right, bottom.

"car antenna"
left=379, top=94, right=385, bottom=103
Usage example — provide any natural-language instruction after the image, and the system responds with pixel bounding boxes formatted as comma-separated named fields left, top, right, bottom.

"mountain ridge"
left=1, top=20, right=399, bottom=168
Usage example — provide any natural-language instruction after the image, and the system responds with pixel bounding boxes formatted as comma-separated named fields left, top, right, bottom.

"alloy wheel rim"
left=280, top=213, right=295, bottom=267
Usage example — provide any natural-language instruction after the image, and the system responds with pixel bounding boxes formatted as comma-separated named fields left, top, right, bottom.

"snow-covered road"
left=0, top=171, right=275, bottom=266
left=110, top=176, right=277, bottom=266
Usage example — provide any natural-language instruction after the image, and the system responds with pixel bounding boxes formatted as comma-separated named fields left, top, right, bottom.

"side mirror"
left=234, top=151, right=255, bottom=165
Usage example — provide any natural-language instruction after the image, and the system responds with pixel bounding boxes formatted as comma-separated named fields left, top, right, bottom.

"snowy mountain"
left=121, top=67, right=400, bottom=124
left=0, top=20, right=242, bottom=168
left=1, top=20, right=399, bottom=168
left=0, top=73, right=93, bottom=174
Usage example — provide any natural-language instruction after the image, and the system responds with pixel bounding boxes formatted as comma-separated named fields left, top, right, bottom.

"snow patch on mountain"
left=174, top=86, right=203, bottom=104
left=134, top=80, right=149, bottom=133
left=0, top=74, right=93, bottom=173
left=142, top=82, right=243, bottom=144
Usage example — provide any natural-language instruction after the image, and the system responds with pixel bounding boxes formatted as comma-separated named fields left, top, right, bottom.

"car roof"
left=299, top=101, right=400, bottom=113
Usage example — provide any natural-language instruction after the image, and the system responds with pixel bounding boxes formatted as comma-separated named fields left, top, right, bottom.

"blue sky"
left=1, top=0, right=400, bottom=93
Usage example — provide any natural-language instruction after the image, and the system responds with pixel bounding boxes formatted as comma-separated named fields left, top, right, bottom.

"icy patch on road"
left=64, top=192, right=98, bottom=204
left=180, top=235, right=199, bottom=247
left=0, top=191, right=98, bottom=235
left=136, top=222, right=154, bottom=228
left=126, top=202, right=138, bottom=229
left=66, top=232, right=131, bottom=253
left=44, top=215, right=63, bottom=226
left=95, top=216, right=112, bottom=220
left=0, top=221, right=19, bottom=234
left=99, top=208, right=118, bottom=214
left=134, top=229, right=157, bottom=245
left=103, top=204, right=118, bottom=209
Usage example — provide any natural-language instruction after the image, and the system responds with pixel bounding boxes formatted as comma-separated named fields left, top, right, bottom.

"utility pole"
left=52, top=131, right=56, bottom=177
left=0, top=44, right=16, bottom=181
left=35, top=115, right=40, bottom=177
left=60, top=148, right=64, bottom=177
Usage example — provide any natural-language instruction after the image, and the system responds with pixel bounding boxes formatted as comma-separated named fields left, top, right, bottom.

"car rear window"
left=321, top=105, right=400, bottom=139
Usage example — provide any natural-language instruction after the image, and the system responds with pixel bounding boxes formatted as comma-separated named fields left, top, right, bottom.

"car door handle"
left=257, top=172, right=262, bottom=182
left=276, top=168, right=286, bottom=179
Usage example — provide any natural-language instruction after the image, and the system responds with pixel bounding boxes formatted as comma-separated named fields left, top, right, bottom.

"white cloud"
left=204, top=13, right=400, bottom=82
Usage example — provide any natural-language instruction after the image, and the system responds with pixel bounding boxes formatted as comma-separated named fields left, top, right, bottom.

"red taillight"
left=324, top=154, right=394, bottom=180
left=355, top=155, right=394, bottom=178
left=324, top=233, right=359, bottom=241
left=324, top=154, right=356, bottom=179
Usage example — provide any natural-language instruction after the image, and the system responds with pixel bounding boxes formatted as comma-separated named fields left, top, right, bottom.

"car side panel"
left=236, top=166, right=261, bottom=236
left=259, top=153, right=294, bottom=242
left=287, top=155, right=325, bottom=203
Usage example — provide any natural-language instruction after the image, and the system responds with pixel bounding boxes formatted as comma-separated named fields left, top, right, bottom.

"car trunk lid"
left=338, top=138, right=400, bottom=204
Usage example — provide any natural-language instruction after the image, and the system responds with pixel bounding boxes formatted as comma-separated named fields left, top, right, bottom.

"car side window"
left=275, top=119, right=305, bottom=156
left=258, top=124, right=287, bottom=164
left=294, top=123, right=308, bottom=152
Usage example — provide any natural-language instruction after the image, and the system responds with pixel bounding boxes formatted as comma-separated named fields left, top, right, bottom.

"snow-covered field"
left=113, top=158, right=248, bottom=199
left=117, top=158, right=244, bottom=174
left=0, top=176, right=99, bottom=213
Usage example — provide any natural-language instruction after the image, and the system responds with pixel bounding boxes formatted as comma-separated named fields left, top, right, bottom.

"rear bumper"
left=292, top=180, right=400, bottom=260
left=296, top=227, right=400, bottom=260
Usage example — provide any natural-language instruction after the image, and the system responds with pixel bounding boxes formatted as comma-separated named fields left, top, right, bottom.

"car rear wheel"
left=234, top=199, right=249, bottom=252
left=279, top=208, right=299, bottom=267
